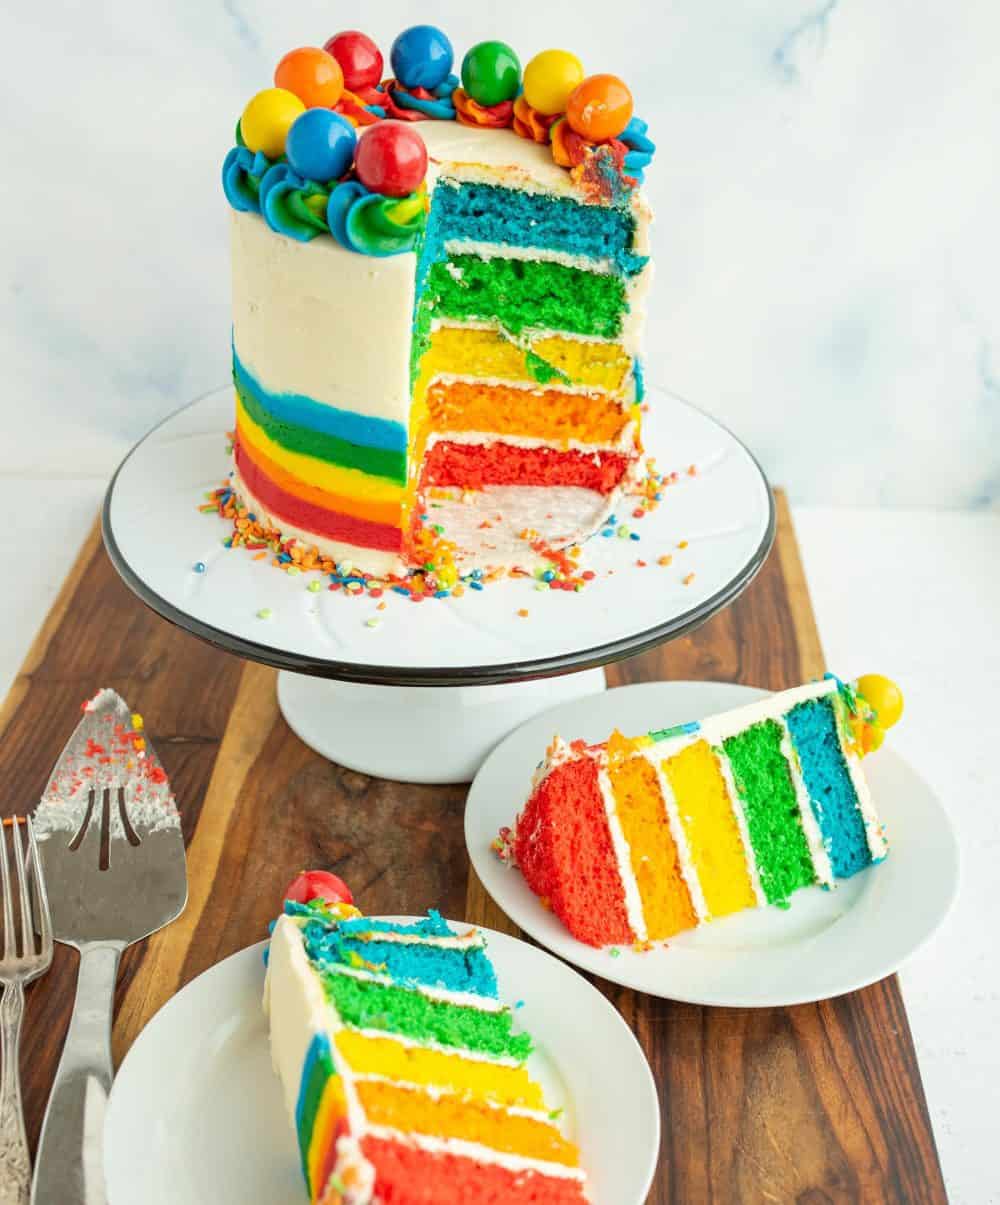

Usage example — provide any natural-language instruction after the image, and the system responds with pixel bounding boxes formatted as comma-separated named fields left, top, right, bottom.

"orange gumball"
left=566, top=73, right=634, bottom=142
left=274, top=46, right=344, bottom=109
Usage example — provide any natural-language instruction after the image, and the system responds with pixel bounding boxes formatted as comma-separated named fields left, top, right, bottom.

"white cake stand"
left=102, top=387, right=774, bottom=782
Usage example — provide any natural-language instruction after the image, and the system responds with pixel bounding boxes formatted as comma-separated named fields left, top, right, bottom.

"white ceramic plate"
left=466, top=681, right=960, bottom=1007
left=104, top=922, right=659, bottom=1205
left=102, top=386, right=772, bottom=684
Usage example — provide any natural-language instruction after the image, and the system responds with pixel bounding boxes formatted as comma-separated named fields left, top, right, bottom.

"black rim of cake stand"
left=101, top=391, right=777, bottom=688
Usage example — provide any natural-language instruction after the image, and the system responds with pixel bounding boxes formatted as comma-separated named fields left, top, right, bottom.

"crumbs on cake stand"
left=199, top=453, right=698, bottom=619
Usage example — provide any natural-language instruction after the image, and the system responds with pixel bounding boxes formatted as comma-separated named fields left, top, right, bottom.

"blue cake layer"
left=423, top=182, right=649, bottom=277
left=233, top=345, right=407, bottom=454
left=301, top=910, right=499, bottom=998
left=785, top=697, right=872, bottom=877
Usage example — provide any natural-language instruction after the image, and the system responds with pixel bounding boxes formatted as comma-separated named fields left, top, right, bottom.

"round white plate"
left=102, top=386, right=773, bottom=685
left=466, top=681, right=960, bottom=1007
left=104, top=923, right=659, bottom=1205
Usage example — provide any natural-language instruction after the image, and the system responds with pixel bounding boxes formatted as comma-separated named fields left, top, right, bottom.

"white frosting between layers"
left=346, top=1027, right=522, bottom=1068
left=322, top=962, right=505, bottom=1013
left=424, top=422, right=637, bottom=457
left=595, top=766, right=648, bottom=943
left=707, top=746, right=769, bottom=908
left=427, top=370, right=634, bottom=403
left=342, top=927, right=486, bottom=950
left=430, top=316, right=629, bottom=349
left=443, top=238, right=616, bottom=275
left=778, top=723, right=835, bottom=887
left=363, top=1126, right=587, bottom=1183
left=642, top=754, right=711, bottom=923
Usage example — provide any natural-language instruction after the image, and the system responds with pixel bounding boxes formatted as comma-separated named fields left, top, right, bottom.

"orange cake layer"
left=607, top=751, right=698, bottom=939
left=356, top=1080, right=578, bottom=1166
left=424, top=380, right=631, bottom=447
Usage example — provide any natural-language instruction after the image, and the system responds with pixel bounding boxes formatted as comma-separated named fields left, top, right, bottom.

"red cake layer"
left=514, top=758, right=634, bottom=947
left=361, top=1135, right=587, bottom=1205
left=421, top=441, right=631, bottom=493
left=234, top=438, right=402, bottom=553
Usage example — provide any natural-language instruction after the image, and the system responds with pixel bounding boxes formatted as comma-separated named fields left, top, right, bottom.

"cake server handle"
left=31, top=942, right=123, bottom=1205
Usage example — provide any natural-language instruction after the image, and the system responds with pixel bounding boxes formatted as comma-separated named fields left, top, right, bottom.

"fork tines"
left=0, top=818, right=53, bottom=968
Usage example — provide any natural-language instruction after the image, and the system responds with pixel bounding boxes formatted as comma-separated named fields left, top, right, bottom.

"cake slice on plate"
left=264, top=871, right=588, bottom=1204
left=502, top=674, right=902, bottom=948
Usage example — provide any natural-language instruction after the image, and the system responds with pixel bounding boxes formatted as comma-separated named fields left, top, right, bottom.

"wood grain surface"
left=0, top=492, right=946, bottom=1203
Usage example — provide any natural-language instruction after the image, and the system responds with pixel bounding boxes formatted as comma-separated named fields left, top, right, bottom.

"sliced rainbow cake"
left=506, top=674, right=902, bottom=948
left=225, top=26, right=654, bottom=578
left=265, top=887, right=588, bottom=1203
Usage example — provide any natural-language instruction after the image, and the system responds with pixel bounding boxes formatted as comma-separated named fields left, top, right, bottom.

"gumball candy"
left=390, top=25, right=453, bottom=91
left=241, top=88, right=306, bottom=159
left=566, top=73, right=634, bottom=142
left=274, top=46, right=344, bottom=109
left=855, top=674, right=904, bottom=729
left=284, top=869, right=354, bottom=906
left=286, top=108, right=357, bottom=182
left=523, top=49, right=585, bottom=116
left=355, top=121, right=428, bottom=197
left=461, top=41, right=521, bottom=107
left=324, top=30, right=384, bottom=92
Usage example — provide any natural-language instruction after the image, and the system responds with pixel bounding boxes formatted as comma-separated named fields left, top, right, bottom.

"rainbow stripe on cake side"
left=265, top=904, right=588, bottom=1204
left=511, top=676, right=892, bottom=948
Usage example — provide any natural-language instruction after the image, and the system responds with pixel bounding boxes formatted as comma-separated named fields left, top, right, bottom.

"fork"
left=0, top=819, right=53, bottom=1205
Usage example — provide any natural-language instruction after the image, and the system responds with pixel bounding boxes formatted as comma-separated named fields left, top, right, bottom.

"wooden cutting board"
left=0, top=492, right=946, bottom=1203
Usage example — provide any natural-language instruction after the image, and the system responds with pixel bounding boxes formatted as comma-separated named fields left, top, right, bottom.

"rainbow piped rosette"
left=223, top=28, right=657, bottom=256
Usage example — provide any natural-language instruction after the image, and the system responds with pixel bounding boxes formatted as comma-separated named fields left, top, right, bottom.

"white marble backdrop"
left=3, top=0, right=998, bottom=506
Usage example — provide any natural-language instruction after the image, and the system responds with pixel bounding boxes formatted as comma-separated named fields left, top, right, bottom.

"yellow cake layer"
left=607, top=750, right=698, bottom=939
left=335, top=1031, right=544, bottom=1110
left=423, top=326, right=633, bottom=393
left=356, top=1080, right=578, bottom=1166
left=425, top=380, right=632, bottom=447
left=236, top=398, right=403, bottom=506
left=662, top=741, right=756, bottom=918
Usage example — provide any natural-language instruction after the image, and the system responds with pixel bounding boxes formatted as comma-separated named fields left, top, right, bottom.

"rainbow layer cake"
left=224, top=27, right=654, bottom=579
left=504, top=674, right=902, bottom=948
left=265, top=887, right=588, bottom=1203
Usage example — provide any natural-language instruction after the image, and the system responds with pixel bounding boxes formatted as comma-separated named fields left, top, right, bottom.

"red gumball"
left=355, top=122, right=428, bottom=197
left=324, top=30, right=384, bottom=92
left=284, top=869, right=354, bottom=906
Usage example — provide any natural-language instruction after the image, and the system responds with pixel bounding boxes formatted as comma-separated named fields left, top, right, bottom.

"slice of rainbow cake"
left=265, top=890, right=588, bottom=1204
left=505, top=674, right=901, bottom=948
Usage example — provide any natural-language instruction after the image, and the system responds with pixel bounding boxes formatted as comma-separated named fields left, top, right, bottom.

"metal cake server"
left=30, top=690, right=187, bottom=1205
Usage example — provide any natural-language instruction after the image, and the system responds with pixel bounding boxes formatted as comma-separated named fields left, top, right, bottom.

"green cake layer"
left=722, top=720, right=817, bottom=904
left=423, top=254, right=627, bottom=338
left=322, top=971, right=533, bottom=1060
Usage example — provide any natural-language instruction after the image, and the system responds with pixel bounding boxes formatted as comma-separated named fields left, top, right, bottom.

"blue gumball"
left=285, top=109, right=357, bottom=183
left=390, top=25, right=453, bottom=91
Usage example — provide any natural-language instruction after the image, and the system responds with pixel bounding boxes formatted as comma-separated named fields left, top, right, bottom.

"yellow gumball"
left=523, top=49, right=585, bottom=116
left=240, top=88, right=305, bottom=159
left=855, top=674, right=904, bottom=729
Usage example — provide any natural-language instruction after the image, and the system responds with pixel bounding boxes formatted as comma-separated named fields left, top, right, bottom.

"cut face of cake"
left=265, top=900, right=588, bottom=1204
left=226, top=34, right=653, bottom=580
left=507, top=675, right=899, bottom=949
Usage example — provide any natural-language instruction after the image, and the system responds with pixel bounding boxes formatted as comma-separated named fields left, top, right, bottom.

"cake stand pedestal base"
left=276, top=668, right=607, bottom=784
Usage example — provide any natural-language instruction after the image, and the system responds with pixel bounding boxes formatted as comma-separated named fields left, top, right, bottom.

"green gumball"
left=461, top=40, right=521, bottom=107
